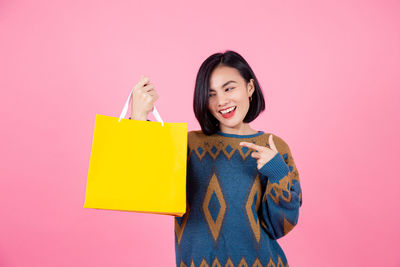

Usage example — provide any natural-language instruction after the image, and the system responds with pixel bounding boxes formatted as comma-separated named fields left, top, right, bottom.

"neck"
left=218, top=122, right=258, bottom=135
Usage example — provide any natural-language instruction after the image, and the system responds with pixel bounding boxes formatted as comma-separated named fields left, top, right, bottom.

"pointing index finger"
left=268, top=134, right=278, bottom=152
left=239, top=141, right=264, bottom=152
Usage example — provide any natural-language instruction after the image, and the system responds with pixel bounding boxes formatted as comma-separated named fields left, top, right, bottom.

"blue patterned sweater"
left=174, top=130, right=303, bottom=267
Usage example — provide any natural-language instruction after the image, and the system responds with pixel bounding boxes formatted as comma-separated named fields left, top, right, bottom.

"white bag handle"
left=118, top=88, right=164, bottom=126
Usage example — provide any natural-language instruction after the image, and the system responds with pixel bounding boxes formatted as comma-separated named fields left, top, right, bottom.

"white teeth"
left=220, top=106, right=235, bottom=114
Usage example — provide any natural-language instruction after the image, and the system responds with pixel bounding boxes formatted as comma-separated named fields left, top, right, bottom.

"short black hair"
left=193, top=50, right=266, bottom=135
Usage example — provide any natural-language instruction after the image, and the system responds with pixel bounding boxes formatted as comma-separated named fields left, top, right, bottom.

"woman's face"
left=208, top=66, right=255, bottom=130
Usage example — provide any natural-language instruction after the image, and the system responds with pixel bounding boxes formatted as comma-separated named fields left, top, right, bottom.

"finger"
left=143, top=83, right=155, bottom=92
left=147, top=90, right=158, bottom=101
left=251, top=151, right=261, bottom=159
left=149, top=90, right=158, bottom=99
left=134, top=75, right=150, bottom=90
left=146, top=90, right=155, bottom=96
left=268, top=134, right=278, bottom=152
left=239, top=141, right=265, bottom=152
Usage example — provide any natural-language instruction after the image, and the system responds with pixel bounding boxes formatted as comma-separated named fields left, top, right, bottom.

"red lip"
left=220, top=106, right=236, bottom=119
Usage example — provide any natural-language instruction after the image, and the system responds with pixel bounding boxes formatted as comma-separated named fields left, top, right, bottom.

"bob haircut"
left=193, top=50, right=266, bottom=136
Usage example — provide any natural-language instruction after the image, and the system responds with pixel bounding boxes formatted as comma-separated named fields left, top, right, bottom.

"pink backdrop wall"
left=1, top=0, right=399, bottom=266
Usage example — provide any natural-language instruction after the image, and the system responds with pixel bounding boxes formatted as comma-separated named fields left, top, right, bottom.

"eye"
left=208, top=87, right=234, bottom=97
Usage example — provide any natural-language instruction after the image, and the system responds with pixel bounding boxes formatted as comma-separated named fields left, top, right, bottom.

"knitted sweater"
left=174, top=130, right=302, bottom=267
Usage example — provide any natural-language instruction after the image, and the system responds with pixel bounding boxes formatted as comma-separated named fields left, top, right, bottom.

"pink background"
left=1, top=0, right=399, bottom=266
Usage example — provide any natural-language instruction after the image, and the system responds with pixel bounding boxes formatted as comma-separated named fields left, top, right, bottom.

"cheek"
left=236, top=96, right=250, bottom=113
left=208, top=99, right=216, bottom=112
left=233, top=90, right=246, bottom=102
left=235, top=94, right=248, bottom=107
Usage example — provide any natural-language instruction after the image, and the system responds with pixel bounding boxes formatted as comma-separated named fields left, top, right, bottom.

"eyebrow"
left=209, top=80, right=237, bottom=92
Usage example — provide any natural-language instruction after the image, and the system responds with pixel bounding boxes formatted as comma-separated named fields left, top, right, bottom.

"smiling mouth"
left=218, top=106, right=237, bottom=119
left=219, top=106, right=236, bottom=114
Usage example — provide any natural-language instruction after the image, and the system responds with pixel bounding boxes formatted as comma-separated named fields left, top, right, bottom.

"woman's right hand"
left=130, top=75, right=159, bottom=120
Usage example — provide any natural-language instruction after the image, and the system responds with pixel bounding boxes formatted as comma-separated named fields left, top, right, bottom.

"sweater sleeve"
left=257, top=135, right=303, bottom=240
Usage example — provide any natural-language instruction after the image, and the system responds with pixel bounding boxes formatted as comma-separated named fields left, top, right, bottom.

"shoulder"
left=188, top=130, right=203, bottom=137
left=187, top=130, right=213, bottom=147
left=188, top=129, right=204, bottom=142
left=188, top=130, right=205, bottom=140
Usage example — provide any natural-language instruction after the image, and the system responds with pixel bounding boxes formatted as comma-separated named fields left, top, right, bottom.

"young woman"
left=130, top=50, right=303, bottom=267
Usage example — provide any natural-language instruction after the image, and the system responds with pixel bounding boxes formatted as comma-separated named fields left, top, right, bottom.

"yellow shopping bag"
left=84, top=88, right=188, bottom=217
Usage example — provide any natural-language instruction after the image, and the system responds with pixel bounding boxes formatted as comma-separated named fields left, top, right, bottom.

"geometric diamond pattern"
left=267, top=255, right=286, bottom=267
left=175, top=199, right=190, bottom=245
left=264, top=174, right=292, bottom=204
left=222, top=143, right=236, bottom=159
left=283, top=217, right=295, bottom=237
left=225, top=144, right=233, bottom=153
left=176, top=131, right=297, bottom=267
left=197, top=146, right=204, bottom=155
left=195, top=145, right=206, bottom=159
left=245, top=174, right=262, bottom=243
left=202, top=172, right=226, bottom=242
left=208, top=191, right=221, bottom=222
left=188, top=131, right=262, bottom=161
left=179, top=255, right=288, bottom=267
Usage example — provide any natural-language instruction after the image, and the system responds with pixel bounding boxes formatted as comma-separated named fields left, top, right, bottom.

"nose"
left=216, top=93, right=229, bottom=107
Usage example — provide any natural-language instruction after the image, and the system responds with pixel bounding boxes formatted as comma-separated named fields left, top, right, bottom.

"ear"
left=248, top=79, right=255, bottom=96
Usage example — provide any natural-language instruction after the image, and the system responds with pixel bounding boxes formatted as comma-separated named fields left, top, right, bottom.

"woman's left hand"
left=239, top=134, right=279, bottom=170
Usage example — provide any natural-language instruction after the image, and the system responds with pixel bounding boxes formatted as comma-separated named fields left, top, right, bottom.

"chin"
left=219, top=119, right=242, bottom=128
